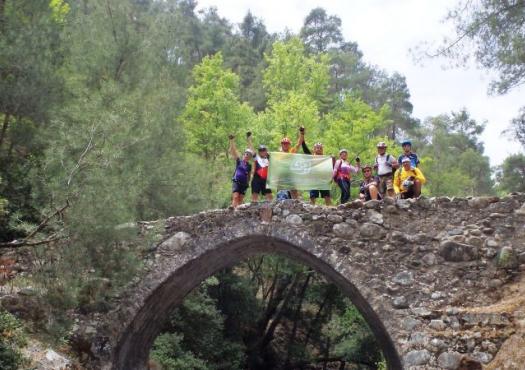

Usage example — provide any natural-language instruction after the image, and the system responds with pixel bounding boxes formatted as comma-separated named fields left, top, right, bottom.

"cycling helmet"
left=361, top=164, right=373, bottom=171
left=244, top=149, right=254, bottom=156
left=401, top=140, right=412, bottom=146
left=313, top=142, right=323, bottom=148
left=281, top=137, right=291, bottom=144
left=339, top=149, right=348, bottom=154
left=401, top=156, right=411, bottom=163
left=258, top=144, right=268, bottom=151
left=376, top=142, right=387, bottom=148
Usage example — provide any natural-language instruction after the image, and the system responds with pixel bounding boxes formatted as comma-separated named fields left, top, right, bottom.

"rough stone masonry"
left=75, top=193, right=525, bottom=370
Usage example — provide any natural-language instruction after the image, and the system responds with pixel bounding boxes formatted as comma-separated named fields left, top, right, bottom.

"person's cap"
left=258, top=144, right=267, bottom=151
left=401, top=140, right=412, bottom=146
left=244, top=149, right=254, bottom=156
left=339, top=149, right=348, bottom=154
left=376, top=142, right=387, bottom=148
left=401, top=157, right=411, bottom=163
left=362, top=164, right=373, bottom=171
left=281, top=137, right=291, bottom=144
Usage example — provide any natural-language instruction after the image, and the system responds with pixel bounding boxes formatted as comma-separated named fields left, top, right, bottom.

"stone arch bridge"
left=76, top=195, right=525, bottom=370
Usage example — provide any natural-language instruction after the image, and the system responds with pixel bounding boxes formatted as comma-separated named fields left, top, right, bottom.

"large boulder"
left=439, top=240, right=479, bottom=262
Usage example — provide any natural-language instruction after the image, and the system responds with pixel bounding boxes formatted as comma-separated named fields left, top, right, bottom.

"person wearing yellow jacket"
left=393, top=157, right=426, bottom=199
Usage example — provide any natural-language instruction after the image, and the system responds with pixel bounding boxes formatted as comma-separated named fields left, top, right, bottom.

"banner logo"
left=290, top=157, right=312, bottom=175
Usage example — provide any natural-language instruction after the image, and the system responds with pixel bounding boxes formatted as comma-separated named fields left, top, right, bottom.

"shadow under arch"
left=113, top=235, right=403, bottom=370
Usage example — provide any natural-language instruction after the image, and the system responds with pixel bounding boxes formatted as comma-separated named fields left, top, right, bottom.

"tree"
left=496, top=153, right=525, bottom=193
left=224, top=12, right=273, bottom=111
left=0, top=0, right=68, bottom=242
left=421, top=1, right=525, bottom=147
left=424, top=1, right=525, bottom=95
left=375, top=72, right=416, bottom=140
left=417, top=111, right=494, bottom=196
left=182, top=52, right=255, bottom=160
left=509, top=107, right=525, bottom=147
left=327, top=42, right=372, bottom=97
left=300, top=7, right=343, bottom=54
left=263, top=37, right=330, bottom=110
left=322, top=96, right=393, bottom=161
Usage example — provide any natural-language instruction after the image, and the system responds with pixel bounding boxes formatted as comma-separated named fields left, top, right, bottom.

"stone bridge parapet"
left=76, top=194, right=525, bottom=370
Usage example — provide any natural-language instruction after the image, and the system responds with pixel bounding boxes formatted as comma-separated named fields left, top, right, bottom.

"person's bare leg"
left=265, top=193, right=273, bottom=201
left=310, top=198, right=316, bottom=205
left=386, top=179, right=395, bottom=198
left=368, top=185, right=379, bottom=200
left=290, top=190, right=299, bottom=199
left=238, top=194, right=245, bottom=205
left=251, top=193, right=259, bottom=203
left=414, top=180, right=421, bottom=197
left=232, top=192, right=240, bottom=208
left=324, top=196, right=332, bottom=206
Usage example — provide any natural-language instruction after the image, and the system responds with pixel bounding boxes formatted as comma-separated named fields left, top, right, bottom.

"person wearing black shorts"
left=302, top=134, right=332, bottom=206
left=228, top=134, right=253, bottom=208
left=247, top=134, right=272, bottom=202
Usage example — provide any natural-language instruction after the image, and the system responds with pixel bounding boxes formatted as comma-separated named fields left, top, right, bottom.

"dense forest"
left=150, top=256, right=384, bottom=370
left=0, top=0, right=524, bottom=369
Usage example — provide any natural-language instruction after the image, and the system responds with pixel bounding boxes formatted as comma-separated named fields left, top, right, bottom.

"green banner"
left=267, top=152, right=333, bottom=190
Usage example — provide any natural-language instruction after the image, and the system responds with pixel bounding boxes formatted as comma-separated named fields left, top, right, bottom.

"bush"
left=0, top=309, right=27, bottom=369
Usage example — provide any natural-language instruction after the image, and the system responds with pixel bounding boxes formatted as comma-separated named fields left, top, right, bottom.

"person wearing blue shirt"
left=398, top=140, right=420, bottom=168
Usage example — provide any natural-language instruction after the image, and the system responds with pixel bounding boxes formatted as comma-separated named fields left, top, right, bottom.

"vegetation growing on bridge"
left=0, top=0, right=524, bottom=368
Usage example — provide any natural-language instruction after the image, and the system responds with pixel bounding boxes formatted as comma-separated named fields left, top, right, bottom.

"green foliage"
left=263, top=37, right=330, bottom=109
left=510, top=107, right=525, bottom=148
left=0, top=310, right=27, bottom=369
left=151, top=333, right=207, bottom=370
left=300, top=8, right=343, bottom=53
left=417, top=110, right=494, bottom=196
left=325, top=305, right=382, bottom=366
left=436, top=1, right=525, bottom=95
left=182, top=52, right=255, bottom=160
left=152, top=255, right=382, bottom=369
left=322, top=97, right=394, bottom=159
left=496, top=153, right=525, bottom=193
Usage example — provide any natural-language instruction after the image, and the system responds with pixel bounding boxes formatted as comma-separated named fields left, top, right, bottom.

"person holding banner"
left=228, top=134, right=253, bottom=208
left=333, top=149, right=360, bottom=204
left=247, top=133, right=272, bottom=202
left=302, top=135, right=332, bottom=206
left=278, top=130, right=303, bottom=200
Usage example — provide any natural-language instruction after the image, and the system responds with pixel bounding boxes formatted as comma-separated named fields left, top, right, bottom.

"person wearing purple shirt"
left=228, top=134, right=253, bottom=208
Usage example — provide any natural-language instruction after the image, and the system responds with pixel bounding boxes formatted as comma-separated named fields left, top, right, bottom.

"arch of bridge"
left=77, top=194, right=525, bottom=370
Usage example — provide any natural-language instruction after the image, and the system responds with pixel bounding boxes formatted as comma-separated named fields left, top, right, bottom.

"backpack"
left=333, top=159, right=343, bottom=181
left=375, top=154, right=393, bottom=173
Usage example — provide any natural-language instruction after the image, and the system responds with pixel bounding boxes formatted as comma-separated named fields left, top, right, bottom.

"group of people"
left=228, top=127, right=426, bottom=208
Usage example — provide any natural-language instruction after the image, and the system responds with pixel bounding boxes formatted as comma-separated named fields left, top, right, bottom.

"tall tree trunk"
left=322, top=303, right=333, bottom=370
left=259, top=274, right=300, bottom=349
left=284, top=272, right=312, bottom=368
left=0, top=113, right=11, bottom=151
left=303, top=289, right=330, bottom=348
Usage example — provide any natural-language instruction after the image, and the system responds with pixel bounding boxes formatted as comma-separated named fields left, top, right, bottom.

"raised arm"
left=301, top=140, right=311, bottom=154
left=228, top=135, right=240, bottom=160
left=351, top=157, right=361, bottom=173
left=246, top=131, right=255, bottom=154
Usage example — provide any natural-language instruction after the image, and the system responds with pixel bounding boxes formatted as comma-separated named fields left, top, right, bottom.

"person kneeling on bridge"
left=228, top=134, right=253, bottom=208
left=359, top=165, right=381, bottom=202
left=393, top=157, right=426, bottom=199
